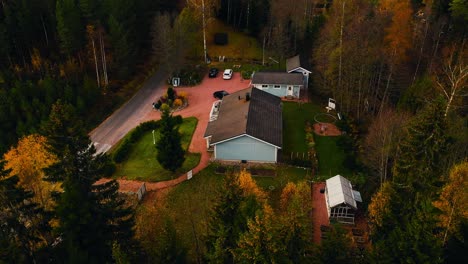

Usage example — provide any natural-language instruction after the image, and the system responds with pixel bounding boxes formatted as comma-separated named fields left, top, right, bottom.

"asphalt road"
left=90, top=69, right=168, bottom=154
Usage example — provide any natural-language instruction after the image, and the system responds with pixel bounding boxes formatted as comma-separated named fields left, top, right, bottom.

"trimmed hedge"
left=112, top=116, right=184, bottom=163
left=112, top=121, right=158, bottom=163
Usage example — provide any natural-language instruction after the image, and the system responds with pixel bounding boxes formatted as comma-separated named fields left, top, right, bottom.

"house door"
left=287, top=86, right=293, bottom=96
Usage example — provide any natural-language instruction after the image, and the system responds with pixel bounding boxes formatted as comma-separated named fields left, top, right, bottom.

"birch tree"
left=435, top=42, right=467, bottom=117
left=186, top=0, right=220, bottom=62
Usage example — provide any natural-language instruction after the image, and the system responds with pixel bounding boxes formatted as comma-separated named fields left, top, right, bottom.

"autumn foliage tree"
left=3, top=134, right=58, bottom=209
left=434, top=161, right=468, bottom=245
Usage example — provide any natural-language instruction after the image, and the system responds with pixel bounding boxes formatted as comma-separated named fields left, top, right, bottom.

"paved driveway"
left=143, top=72, right=249, bottom=174
left=90, top=70, right=168, bottom=154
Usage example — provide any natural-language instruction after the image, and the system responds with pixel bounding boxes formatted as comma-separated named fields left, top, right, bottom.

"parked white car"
left=223, top=69, right=233, bottom=80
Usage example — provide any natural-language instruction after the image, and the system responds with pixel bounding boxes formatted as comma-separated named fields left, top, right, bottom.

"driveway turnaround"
left=89, top=70, right=167, bottom=154
left=92, top=70, right=249, bottom=191
left=143, top=72, right=249, bottom=176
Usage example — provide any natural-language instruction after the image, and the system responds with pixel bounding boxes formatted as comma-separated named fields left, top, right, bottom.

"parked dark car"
left=208, top=68, right=219, bottom=78
left=213, top=90, right=229, bottom=99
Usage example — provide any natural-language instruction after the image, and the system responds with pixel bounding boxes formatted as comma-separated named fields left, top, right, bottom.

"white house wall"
left=252, top=84, right=301, bottom=98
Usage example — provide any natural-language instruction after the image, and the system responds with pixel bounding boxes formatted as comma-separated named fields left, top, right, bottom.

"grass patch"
left=282, top=101, right=351, bottom=179
left=254, top=166, right=310, bottom=209
left=112, top=117, right=200, bottom=182
left=207, top=19, right=263, bottom=60
left=314, top=136, right=350, bottom=180
left=282, top=101, right=324, bottom=153
left=156, top=164, right=224, bottom=260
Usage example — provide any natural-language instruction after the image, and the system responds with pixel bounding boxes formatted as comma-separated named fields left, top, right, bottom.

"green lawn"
left=254, top=166, right=310, bottom=209
left=113, top=117, right=200, bottom=182
left=314, top=136, right=350, bottom=180
left=156, top=165, right=225, bottom=260
left=282, top=101, right=349, bottom=179
left=282, top=101, right=324, bottom=153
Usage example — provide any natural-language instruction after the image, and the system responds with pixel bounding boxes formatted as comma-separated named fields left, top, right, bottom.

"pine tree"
left=371, top=99, right=449, bottom=263
left=108, top=14, right=136, bottom=79
left=0, top=162, right=51, bottom=263
left=56, top=0, right=84, bottom=56
left=392, top=98, right=448, bottom=196
left=156, top=108, right=185, bottom=173
left=42, top=100, right=135, bottom=262
left=318, top=224, right=358, bottom=263
left=205, top=173, right=245, bottom=263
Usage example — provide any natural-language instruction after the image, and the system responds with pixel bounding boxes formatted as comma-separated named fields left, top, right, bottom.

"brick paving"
left=312, top=182, right=329, bottom=244
left=97, top=72, right=249, bottom=192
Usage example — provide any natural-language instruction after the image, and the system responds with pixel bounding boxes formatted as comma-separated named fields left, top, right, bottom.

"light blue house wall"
left=214, top=135, right=278, bottom=162
left=252, top=84, right=300, bottom=98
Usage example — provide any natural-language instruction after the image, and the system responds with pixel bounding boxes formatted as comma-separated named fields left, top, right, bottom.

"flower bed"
left=152, top=86, right=188, bottom=112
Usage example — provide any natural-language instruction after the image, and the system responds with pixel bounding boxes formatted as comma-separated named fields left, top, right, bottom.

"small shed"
left=325, top=175, right=362, bottom=224
left=286, top=54, right=311, bottom=89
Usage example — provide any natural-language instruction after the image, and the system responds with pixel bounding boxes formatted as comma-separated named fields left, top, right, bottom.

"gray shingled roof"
left=204, top=87, right=282, bottom=148
left=286, top=54, right=311, bottom=73
left=251, top=72, right=304, bottom=86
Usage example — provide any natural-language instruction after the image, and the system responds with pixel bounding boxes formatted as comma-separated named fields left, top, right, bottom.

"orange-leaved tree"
left=237, top=169, right=267, bottom=203
left=3, top=134, right=59, bottom=209
left=433, top=161, right=468, bottom=245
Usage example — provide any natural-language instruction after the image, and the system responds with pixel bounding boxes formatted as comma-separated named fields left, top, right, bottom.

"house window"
left=274, top=85, right=281, bottom=89
left=262, top=84, right=268, bottom=89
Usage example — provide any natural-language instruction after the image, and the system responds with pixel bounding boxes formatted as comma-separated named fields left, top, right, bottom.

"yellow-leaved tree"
left=434, top=161, right=468, bottom=244
left=3, top=134, right=59, bottom=209
left=368, top=181, right=395, bottom=231
left=237, top=169, right=267, bottom=203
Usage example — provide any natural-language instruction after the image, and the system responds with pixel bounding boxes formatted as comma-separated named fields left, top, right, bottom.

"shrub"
left=154, top=100, right=162, bottom=109
left=160, top=103, right=170, bottom=112
left=178, top=91, right=188, bottom=101
left=173, top=98, right=183, bottom=108
left=167, top=86, right=176, bottom=101
left=113, top=139, right=132, bottom=163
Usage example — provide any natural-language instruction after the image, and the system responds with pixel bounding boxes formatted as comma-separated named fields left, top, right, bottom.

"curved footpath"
left=95, top=73, right=249, bottom=192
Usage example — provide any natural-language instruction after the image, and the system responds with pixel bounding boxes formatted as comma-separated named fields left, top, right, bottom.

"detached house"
left=204, top=87, right=282, bottom=163
left=250, top=72, right=304, bottom=99
left=250, top=55, right=311, bottom=99
left=286, top=54, right=311, bottom=89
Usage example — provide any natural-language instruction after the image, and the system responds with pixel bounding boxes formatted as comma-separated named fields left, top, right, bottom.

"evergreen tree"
left=205, top=173, right=245, bottom=263
left=392, top=98, right=448, bottom=197
left=42, top=100, right=135, bottom=263
left=318, top=224, right=358, bottom=264
left=156, top=108, right=185, bottom=173
left=0, top=162, right=51, bottom=263
left=371, top=99, right=449, bottom=263
left=56, top=0, right=84, bottom=56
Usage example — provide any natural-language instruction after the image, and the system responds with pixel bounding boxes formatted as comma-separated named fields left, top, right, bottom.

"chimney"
left=245, top=92, right=250, bottom=101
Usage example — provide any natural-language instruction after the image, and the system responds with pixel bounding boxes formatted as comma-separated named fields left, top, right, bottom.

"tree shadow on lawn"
left=113, top=118, right=200, bottom=182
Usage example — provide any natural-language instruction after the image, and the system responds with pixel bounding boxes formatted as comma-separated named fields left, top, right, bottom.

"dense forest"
left=1, top=0, right=467, bottom=263
left=0, top=0, right=178, bottom=154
